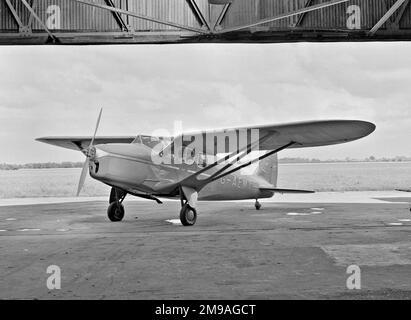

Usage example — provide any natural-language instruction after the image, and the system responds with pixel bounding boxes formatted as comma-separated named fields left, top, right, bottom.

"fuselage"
left=88, top=143, right=274, bottom=201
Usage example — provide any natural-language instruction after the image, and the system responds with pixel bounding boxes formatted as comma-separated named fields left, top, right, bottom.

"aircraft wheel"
left=255, top=200, right=262, bottom=210
left=180, top=203, right=197, bottom=226
left=107, top=202, right=125, bottom=222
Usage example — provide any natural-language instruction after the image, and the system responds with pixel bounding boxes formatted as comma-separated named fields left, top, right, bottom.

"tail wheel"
left=107, top=201, right=125, bottom=222
left=180, top=203, right=197, bottom=226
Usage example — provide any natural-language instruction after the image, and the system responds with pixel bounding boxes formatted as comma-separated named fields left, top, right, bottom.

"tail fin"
left=255, top=153, right=278, bottom=187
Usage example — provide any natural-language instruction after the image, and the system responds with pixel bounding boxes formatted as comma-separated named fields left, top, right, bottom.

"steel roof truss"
left=72, top=0, right=209, bottom=34
left=20, top=0, right=58, bottom=42
left=187, top=0, right=211, bottom=31
left=370, top=0, right=409, bottom=35
left=215, top=0, right=350, bottom=34
left=104, top=0, right=129, bottom=32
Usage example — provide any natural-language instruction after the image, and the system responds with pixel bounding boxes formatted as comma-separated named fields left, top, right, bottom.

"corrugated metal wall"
left=0, top=0, right=411, bottom=33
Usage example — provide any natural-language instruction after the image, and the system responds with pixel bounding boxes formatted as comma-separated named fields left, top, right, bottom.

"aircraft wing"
left=36, top=136, right=136, bottom=151
left=165, top=120, right=375, bottom=193
left=169, top=120, right=376, bottom=154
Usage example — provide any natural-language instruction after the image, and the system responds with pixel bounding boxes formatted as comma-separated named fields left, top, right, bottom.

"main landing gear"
left=106, top=186, right=198, bottom=226
left=179, top=186, right=198, bottom=226
left=255, top=199, right=262, bottom=210
left=180, top=203, right=197, bottom=226
left=107, top=188, right=127, bottom=222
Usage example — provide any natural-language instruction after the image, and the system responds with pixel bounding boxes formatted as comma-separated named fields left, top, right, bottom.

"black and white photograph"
left=1, top=0, right=411, bottom=309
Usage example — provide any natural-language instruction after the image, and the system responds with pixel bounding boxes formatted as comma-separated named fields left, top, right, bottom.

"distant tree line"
left=279, top=156, right=411, bottom=164
left=0, top=162, right=84, bottom=170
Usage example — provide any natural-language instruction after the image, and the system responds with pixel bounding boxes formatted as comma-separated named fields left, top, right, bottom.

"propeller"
left=76, top=108, right=103, bottom=196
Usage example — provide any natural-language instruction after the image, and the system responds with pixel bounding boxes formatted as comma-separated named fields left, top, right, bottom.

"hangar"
left=1, top=0, right=411, bottom=45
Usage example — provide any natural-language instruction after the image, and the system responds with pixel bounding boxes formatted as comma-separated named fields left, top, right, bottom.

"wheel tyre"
left=255, top=202, right=262, bottom=210
left=180, top=204, right=197, bottom=226
left=107, top=202, right=125, bottom=222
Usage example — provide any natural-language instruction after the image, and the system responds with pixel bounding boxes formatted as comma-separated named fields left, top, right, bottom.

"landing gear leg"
left=255, top=199, right=262, bottom=210
left=107, top=187, right=127, bottom=222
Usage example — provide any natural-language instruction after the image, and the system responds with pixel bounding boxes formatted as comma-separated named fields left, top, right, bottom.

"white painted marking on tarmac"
left=311, top=208, right=324, bottom=211
left=56, top=228, right=68, bottom=232
left=5, top=218, right=16, bottom=221
left=398, top=219, right=411, bottom=222
left=17, top=228, right=41, bottom=232
left=388, top=223, right=403, bottom=226
left=165, top=219, right=182, bottom=225
left=0, top=230, right=7, bottom=232
left=287, top=211, right=323, bottom=216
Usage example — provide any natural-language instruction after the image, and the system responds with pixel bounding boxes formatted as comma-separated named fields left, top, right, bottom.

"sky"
left=0, top=42, right=410, bottom=164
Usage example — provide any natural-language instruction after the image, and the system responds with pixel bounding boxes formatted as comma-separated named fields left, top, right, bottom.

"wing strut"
left=210, top=141, right=296, bottom=182
left=183, top=132, right=273, bottom=182
left=206, top=134, right=272, bottom=181
left=178, top=139, right=296, bottom=191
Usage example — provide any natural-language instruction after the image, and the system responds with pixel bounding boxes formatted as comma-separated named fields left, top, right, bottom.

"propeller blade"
left=77, top=158, right=89, bottom=196
left=77, top=108, right=102, bottom=196
left=89, top=108, right=102, bottom=148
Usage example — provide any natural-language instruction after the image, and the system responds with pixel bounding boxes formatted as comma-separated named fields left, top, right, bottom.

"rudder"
left=255, top=153, right=278, bottom=186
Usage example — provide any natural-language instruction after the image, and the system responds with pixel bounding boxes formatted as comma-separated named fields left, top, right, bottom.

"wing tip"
left=356, top=120, right=376, bottom=135
left=35, top=137, right=48, bottom=143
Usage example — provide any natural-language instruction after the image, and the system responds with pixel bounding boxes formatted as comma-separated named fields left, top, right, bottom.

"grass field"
left=0, top=162, right=410, bottom=199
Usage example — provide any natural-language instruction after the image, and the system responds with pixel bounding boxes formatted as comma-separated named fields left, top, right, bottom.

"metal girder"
left=377, top=0, right=410, bottom=30
left=370, top=0, right=409, bottom=35
left=20, top=0, right=59, bottom=42
left=293, top=0, right=313, bottom=28
left=186, top=0, right=211, bottom=31
left=212, top=3, right=231, bottom=31
left=5, top=0, right=24, bottom=29
left=215, top=0, right=350, bottom=34
left=27, top=0, right=37, bottom=29
left=104, top=0, right=129, bottom=32
left=72, top=0, right=208, bottom=34
left=394, top=0, right=410, bottom=26
left=5, top=0, right=37, bottom=35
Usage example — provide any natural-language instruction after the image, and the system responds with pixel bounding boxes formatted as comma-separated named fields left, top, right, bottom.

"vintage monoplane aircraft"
left=37, top=110, right=375, bottom=226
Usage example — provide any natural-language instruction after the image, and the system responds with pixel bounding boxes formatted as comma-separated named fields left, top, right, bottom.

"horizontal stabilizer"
left=260, top=188, right=315, bottom=194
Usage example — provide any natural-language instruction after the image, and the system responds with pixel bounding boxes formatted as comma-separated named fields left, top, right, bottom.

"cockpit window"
left=132, top=135, right=169, bottom=149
